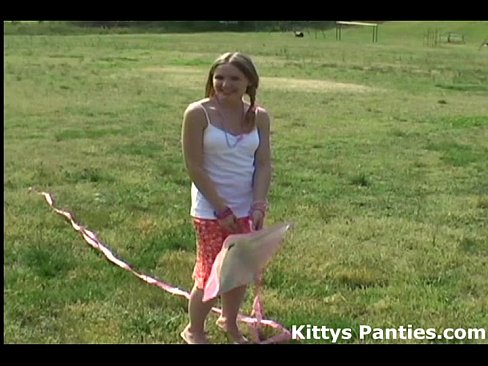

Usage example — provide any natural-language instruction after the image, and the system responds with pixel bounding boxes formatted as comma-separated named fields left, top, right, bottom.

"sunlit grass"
left=4, top=21, right=488, bottom=344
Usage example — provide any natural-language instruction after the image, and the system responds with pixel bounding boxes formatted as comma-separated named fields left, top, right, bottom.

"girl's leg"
left=182, top=284, right=217, bottom=344
left=218, top=284, right=249, bottom=343
left=182, top=218, right=222, bottom=344
left=216, top=217, right=253, bottom=343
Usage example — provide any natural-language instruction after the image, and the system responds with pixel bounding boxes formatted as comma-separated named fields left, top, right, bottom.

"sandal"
left=180, top=326, right=210, bottom=344
left=215, top=318, right=250, bottom=344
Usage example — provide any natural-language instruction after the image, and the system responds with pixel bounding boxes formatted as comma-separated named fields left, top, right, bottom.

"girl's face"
left=212, top=63, right=249, bottom=103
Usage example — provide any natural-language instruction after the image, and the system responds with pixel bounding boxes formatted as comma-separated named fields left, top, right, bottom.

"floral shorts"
left=192, top=217, right=252, bottom=289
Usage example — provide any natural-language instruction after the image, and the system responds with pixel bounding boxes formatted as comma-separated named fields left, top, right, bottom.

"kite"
left=203, top=223, right=291, bottom=302
left=30, top=188, right=294, bottom=343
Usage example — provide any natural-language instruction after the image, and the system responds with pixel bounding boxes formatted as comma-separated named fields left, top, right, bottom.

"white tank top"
left=190, top=104, right=260, bottom=219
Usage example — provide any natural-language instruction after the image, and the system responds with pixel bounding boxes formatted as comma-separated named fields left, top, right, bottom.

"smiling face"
left=212, top=63, right=249, bottom=103
left=204, top=52, right=259, bottom=106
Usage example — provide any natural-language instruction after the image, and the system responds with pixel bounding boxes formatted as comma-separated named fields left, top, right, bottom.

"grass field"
left=4, top=21, right=488, bottom=344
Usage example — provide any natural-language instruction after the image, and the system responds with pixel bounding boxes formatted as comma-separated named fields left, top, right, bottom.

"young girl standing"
left=180, top=52, right=272, bottom=344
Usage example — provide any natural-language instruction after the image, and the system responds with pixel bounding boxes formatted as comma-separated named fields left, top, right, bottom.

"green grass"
left=4, top=21, right=488, bottom=344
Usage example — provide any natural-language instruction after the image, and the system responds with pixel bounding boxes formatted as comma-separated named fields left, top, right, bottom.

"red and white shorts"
left=192, top=217, right=252, bottom=289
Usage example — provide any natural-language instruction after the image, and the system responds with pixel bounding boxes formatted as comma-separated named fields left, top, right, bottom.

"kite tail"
left=250, top=273, right=266, bottom=342
left=30, top=188, right=292, bottom=344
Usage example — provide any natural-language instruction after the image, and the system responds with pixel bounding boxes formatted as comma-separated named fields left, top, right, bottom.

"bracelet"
left=251, top=200, right=268, bottom=210
left=214, top=206, right=233, bottom=220
left=249, top=200, right=268, bottom=216
left=249, top=207, right=266, bottom=217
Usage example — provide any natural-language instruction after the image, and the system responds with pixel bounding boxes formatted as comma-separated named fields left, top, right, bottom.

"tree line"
left=72, top=21, right=337, bottom=32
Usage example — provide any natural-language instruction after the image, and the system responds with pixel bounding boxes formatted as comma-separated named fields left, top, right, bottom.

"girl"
left=180, top=52, right=272, bottom=344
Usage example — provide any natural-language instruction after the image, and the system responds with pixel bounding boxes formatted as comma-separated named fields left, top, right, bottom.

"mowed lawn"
left=4, top=21, right=488, bottom=344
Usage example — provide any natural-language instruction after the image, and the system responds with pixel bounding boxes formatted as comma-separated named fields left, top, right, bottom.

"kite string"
left=250, top=273, right=265, bottom=342
left=29, top=187, right=292, bottom=344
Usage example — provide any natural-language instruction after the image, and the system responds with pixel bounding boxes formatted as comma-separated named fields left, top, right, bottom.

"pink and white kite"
left=31, top=188, right=294, bottom=343
left=203, top=223, right=291, bottom=302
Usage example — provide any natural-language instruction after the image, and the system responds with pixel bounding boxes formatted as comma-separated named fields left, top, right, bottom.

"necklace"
left=214, top=96, right=245, bottom=149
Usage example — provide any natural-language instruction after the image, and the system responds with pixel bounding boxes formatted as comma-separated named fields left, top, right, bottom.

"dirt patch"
left=261, top=76, right=373, bottom=93
left=143, top=66, right=203, bottom=74
left=143, top=66, right=374, bottom=93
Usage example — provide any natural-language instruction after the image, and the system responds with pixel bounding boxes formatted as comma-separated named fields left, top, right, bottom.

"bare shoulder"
left=255, top=106, right=270, bottom=129
left=183, top=99, right=209, bottom=127
left=185, top=98, right=209, bottom=115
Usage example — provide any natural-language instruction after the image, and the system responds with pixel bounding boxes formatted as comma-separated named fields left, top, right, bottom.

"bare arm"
left=181, top=103, right=227, bottom=213
left=253, top=108, right=272, bottom=203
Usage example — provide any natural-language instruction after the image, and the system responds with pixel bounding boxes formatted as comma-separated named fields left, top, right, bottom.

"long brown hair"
left=205, top=52, right=260, bottom=132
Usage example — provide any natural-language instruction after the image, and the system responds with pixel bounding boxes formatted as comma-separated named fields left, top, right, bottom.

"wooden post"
left=336, top=21, right=378, bottom=43
left=335, top=23, right=342, bottom=40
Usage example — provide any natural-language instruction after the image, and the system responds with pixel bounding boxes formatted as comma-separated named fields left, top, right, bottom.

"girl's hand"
left=218, top=213, right=239, bottom=233
left=215, top=207, right=239, bottom=233
left=251, top=209, right=265, bottom=231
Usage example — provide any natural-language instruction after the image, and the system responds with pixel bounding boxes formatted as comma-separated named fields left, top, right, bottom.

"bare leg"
left=217, top=285, right=249, bottom=343
left=182, top=284, right=217, bottom=344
